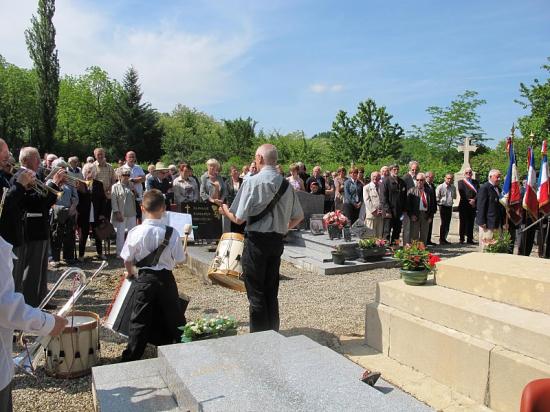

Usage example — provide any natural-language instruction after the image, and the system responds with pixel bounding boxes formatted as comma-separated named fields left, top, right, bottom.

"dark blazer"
left=344, top=178, right=363, bottom=204
left=476, top=182, right=505, bottom=229
left=305, top=175, right=326, bottom=194
left=225, top=177, right=243, bottom=206
left=12, top=169, right=59, bottom=242
left=458, top=178, right=480, bottom=211
left=425, top=182, right=437, bottom=214
left=77, top=180, right=107, bottom=225
left=380, top=175, right=407, bottom=217
left=0, top=173, right=26, bottom=247
left=402, top=173, right=416, bottom=191
left=406, top=187, right=437, bottom=219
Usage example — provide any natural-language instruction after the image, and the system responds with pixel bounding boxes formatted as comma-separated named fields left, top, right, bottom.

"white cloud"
left=309, top=83, right=344, bottom=94
left=0, top=0, right=256, bottom=109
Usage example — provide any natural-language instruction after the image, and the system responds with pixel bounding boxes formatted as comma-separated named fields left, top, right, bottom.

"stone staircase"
left=365, top=252, right=550, bottom=412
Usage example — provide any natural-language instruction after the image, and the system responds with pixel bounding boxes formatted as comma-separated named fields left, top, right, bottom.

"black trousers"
left=78, top=220, right=102, bottom=257
left=439, top=205, right=452, bottom=242
left=343, top=203, right=360, bottom=225
left=242, top=232, right=284, bottom=333
left=518, top=216, right=537, bottom=256
left=383, top=216, right=402, bottom=244
left=459, top=206, right=476, bottom=242
left=121, top=269, right=185, bottom=362
left=51, top=216, right=76, bottom=262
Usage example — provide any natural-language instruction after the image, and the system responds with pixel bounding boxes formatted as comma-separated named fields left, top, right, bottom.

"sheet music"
left=162, top=211, right=194, bottom=241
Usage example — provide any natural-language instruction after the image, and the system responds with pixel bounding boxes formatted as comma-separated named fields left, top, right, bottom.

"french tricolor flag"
left=523, top=147, right=539, bottom=219
left=500, top=137, right=523, bottom=225
left=538, top=140, right=550, bottom=214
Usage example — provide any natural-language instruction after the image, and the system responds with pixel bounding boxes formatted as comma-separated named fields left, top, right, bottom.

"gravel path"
left=11, top=240, right=478, bottom=411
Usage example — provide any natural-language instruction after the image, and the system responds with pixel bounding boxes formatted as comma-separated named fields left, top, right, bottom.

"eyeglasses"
left=417, top=179, right=425, bottom=181
left=121, top=174, right=130, bottom=177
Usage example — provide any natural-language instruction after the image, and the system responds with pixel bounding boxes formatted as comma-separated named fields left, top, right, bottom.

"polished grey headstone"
left=158, top=331, right=432, bottom=412
left=92, top=358, right=180, bottom=412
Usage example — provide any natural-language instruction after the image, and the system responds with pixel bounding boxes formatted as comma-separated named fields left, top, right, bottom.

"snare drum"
left=44, top=311, right=100, bottom=378
left=208, top=232, right=246, bottom=292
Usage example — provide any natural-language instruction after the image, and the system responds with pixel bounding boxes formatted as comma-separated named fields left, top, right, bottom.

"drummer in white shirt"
left=0, top=236, right=66, bottom=412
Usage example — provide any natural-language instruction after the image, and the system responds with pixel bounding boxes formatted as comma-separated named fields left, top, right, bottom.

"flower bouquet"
left=323, top=210, right=348, bottom=239
left=357, top=238, right=388, bottom=261
left=180, top=315, right=238, bottom=343
left=393, top=241, right=441, bottom=285
left=483, top=231, right=512, bottom=254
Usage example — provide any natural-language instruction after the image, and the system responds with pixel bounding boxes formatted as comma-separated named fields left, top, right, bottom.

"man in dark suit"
left=476, top=169, right=506, bottom=251
left=406, top=173, right=437, bottom=245
left=305, top=166, right=326, bottom=194
left=380, top=164, right=407, bottom=244
left=424, top=171, right=437, bottom=245
left=401, top=160, right=419, bottom=245
left=457, top=167, right=479, bottom=244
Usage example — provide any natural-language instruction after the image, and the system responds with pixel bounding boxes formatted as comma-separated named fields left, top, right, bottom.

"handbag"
left=94, top=219, right=115, bottom=241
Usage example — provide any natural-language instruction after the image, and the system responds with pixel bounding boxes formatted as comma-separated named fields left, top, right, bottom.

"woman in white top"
left=111, top=167, right=137, bottom=256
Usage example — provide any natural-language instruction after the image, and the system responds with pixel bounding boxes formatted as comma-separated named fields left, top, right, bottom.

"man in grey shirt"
left=221, top=144, right=303, bottom=332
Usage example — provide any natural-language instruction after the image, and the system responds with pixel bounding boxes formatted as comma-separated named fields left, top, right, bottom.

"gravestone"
left=181, top=202, right=222, bottom=241
left=296, top=191, right=324, bottom=230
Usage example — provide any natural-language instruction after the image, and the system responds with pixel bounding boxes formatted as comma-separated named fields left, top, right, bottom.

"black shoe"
left=43, top=303, right=57, bottom=310
left=440, top=240, right=450, bottom=245
left=427, top=242, right=436, bottom=246
left=467, top=240, right=476, bottom=245
left=361, top=370, right=381, bottom=386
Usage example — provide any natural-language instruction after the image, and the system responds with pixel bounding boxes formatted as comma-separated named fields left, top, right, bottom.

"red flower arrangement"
left=393, top=241, right=441, bottom=272
left=323, top=210, right=348, bottom=230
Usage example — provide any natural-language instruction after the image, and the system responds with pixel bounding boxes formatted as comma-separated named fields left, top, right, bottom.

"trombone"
left=13, top=261, right=108, bottom=375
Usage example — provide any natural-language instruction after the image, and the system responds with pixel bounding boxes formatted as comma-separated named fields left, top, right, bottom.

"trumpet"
left=12, top=167, right=63, bottom=198
left=45, top=167, right=93, bottom=189
left=13, top=261, right=108, bottom=375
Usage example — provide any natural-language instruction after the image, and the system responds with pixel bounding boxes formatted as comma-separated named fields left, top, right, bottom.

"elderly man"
left=436, top=174, right=457, bottom=245
left=363, top=171, right=384, bottom=238
left=406, top=172, right=436, bottom=244
left=124, top=151, right=145, bottom=221
left=402, top=160, right=419, bottom=245
left=67, top=156, right=83, bottom=179
left=306, top=166, right=326, bottom=195
left=13, top=148, right=64, bottom=307
left=380, top=164, right=407, bottom=244
left=457, top=167, right=479, bottom=244
left=476, top=169, right=506, bottom=251
left=94, top=147, right=116, bottom=218
left=380, top=166, right=390, bottom=183
left=221, top=144, right=303, bottom=332
left=425, top=171, right=437, bottom=246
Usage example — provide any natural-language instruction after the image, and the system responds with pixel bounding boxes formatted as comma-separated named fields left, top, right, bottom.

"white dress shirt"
left=121, top=219, right=186, bottom=271
left=0, top=236, right=54, bottom=390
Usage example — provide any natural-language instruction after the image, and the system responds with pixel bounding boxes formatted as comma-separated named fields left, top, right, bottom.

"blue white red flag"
left=523, top=147, right=538, bottom=219
left=500, top=138, right=523, bottom=225
left=538, top=140, right=550, bottom=214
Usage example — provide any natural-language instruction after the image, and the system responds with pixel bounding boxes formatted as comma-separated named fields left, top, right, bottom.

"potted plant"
left=483, top=231, right=512, bottom=253
left=179, top=315, right=238, bottom=343
left=331, top=245, right=346, bottom=264
left=393, top=241, right=441, bottom=285
left=323, top=210, right=348, bottom=240
left=357, top=238, right=387, bottom=261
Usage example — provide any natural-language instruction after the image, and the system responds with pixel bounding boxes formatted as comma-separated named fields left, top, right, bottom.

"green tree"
left=220, top=117, right=257, bottom=160
left=0, top=56, right=39, bottom=150
left=516, top=58, right=550, bottom=148
left=410, top=90, right=487, bottom=160
left=25, top=0, right=60, bottom=152
left=331, top=99, right=404, bottom=164
left=111, top=67, right=163, bottom=162
left=160, top=104, right=223, bottom=165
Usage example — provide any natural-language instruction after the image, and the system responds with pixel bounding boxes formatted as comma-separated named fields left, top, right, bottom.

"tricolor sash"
left=463, top=178, right=477, bottom=193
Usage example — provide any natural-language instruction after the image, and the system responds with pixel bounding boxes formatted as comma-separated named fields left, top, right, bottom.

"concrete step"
left=159, top=330, right=432, bottom=411
left=435, top=252, right=550, bottom=315
left=365, top=302, right=550, bottom=412
left=92, top=358, right=180, bottom=412
left=376, top=279, right=550, bottom=364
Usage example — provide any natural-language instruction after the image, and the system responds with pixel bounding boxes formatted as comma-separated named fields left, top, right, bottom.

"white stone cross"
left=457, top=136, right=478, bottom=170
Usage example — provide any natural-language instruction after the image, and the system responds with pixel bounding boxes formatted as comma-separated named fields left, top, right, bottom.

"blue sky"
left=1, top=0, right=549, bottom=145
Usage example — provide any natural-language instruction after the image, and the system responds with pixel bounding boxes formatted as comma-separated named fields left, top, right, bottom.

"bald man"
left=221, top=144, right=303, bottom=332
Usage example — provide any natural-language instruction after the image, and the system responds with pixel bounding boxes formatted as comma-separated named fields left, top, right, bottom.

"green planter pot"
left=400, top=269, right=429, bottom=286
left=357, top=246, right=386, bottom=261
left=331, top=251, right=346, bottom=265
left=327, top=224, right=342, bottom=240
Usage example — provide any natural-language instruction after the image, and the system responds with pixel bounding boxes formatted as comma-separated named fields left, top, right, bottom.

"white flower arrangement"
left=180, top=315, right=238, bottom=343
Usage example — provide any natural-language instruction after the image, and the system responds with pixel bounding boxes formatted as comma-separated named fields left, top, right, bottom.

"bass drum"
left=44, top=310, right=100, bottom=378
left=208, top=232, right=246, bottom=292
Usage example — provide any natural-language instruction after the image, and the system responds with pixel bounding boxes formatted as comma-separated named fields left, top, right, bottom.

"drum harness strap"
left=248, top=178, right=289, bottom=225
left=135, top=226, right=174, bottom=269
